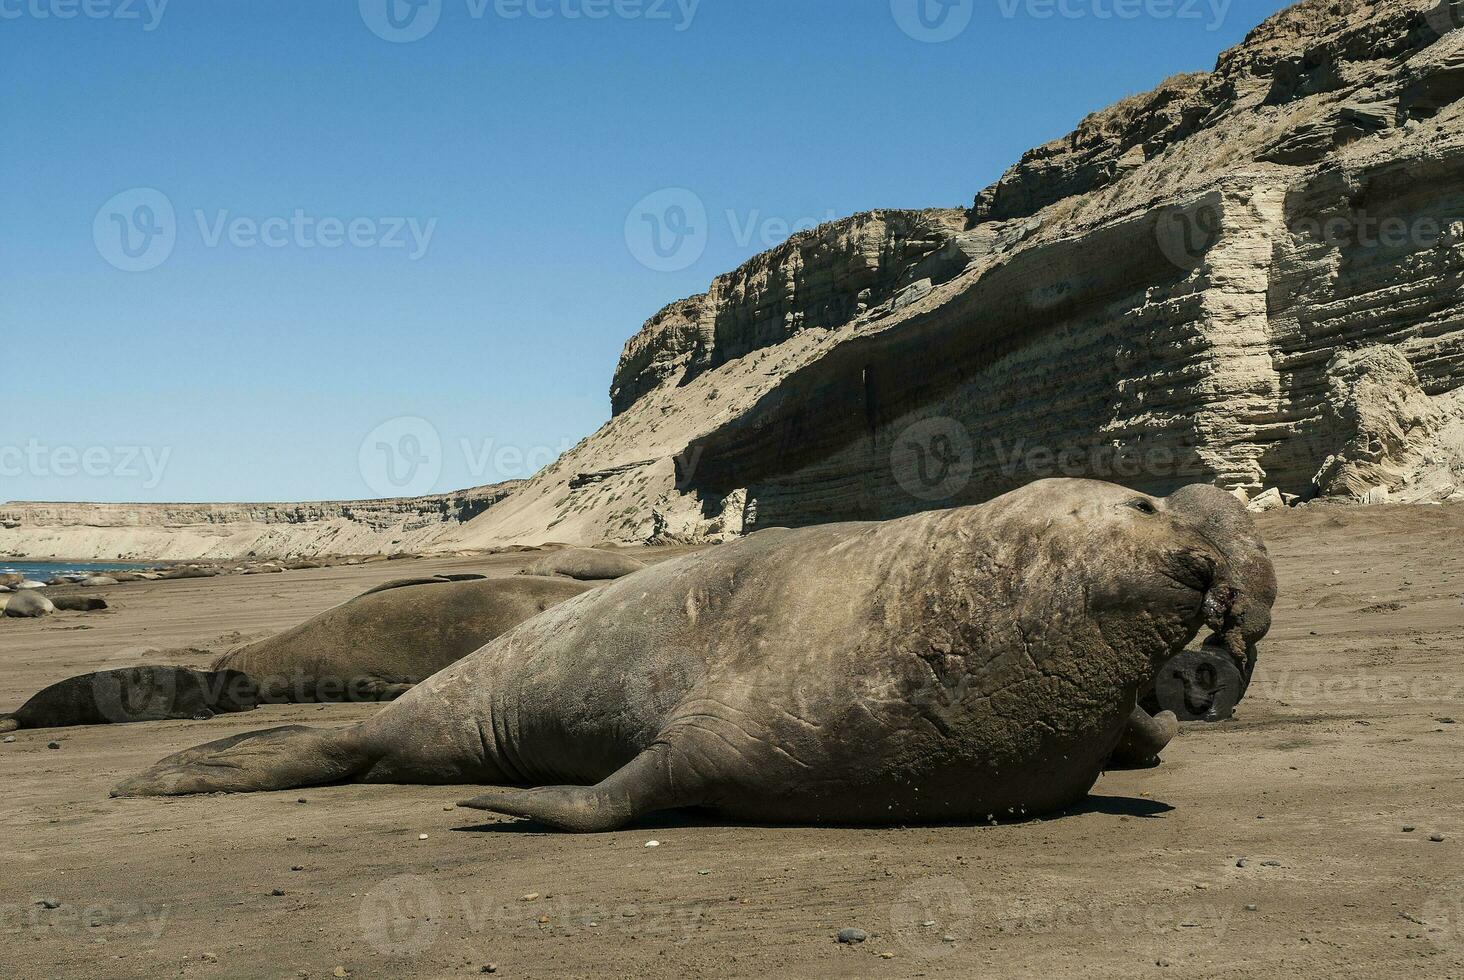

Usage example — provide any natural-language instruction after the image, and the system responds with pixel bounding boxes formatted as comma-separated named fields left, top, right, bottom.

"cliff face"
left=610, top=209, right=972, bottom=415
left=669, top=0, right=1464, bottom=531
left=0, top=485, right=519, bottom=561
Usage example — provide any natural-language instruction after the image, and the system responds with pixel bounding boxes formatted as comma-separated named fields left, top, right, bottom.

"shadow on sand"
left=451, top=793, right=1175, bottom=834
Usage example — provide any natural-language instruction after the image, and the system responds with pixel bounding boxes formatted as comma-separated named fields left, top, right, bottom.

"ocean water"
left=1, top=561, right=151, bottom=582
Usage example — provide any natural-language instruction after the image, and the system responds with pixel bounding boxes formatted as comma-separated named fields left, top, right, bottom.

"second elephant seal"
left=214, top=575, right=595, bottom=702
left=517, top=549, right=647, bottom=581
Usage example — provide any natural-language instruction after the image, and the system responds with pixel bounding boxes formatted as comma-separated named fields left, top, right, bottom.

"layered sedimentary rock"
left=663, top=0, right=1464, bottom=532
left=610, top=209, right=972, bottom=414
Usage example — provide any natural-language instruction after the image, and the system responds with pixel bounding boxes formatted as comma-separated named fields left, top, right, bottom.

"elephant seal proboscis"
left=114, top=480, right=1276, bottom=831
left=212, top=575, right=595, bottom=702
left=0, top=667, right=259, bottom=733
left=516, top=548, right=647, bottom=581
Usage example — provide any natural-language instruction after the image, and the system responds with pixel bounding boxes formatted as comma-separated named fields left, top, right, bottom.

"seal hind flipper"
left=458, top=744, right=698, bottom=833
left=110, top=725, right=373, bottom=798
left=0, top=715, right=17, bottom=733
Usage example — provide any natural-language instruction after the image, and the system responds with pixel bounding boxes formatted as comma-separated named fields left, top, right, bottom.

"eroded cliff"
left=7, top=0, right=1463, bottom=557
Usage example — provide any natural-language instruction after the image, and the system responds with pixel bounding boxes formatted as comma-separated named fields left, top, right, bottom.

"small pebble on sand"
left=837, top=928, right=867, bottom=944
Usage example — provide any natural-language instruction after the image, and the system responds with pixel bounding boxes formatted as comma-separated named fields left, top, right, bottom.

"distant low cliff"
left=0, top=485, right=519, bottom=561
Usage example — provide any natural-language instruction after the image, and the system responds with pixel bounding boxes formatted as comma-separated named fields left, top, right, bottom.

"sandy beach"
left=0, top=505, right=1460, bottom=979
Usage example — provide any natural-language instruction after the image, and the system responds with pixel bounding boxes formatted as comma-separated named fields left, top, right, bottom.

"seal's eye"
left=1129, top=499, right=1158, bottom=515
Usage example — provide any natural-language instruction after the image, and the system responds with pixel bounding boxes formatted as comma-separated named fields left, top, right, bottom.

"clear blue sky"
left=1, top=0, right=1290, bottom=503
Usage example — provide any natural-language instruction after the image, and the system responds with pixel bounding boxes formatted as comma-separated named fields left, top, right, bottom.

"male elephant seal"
left=213, top=575, right=594, bottom=702
left=516, top=548, right=646, bottom=581
left=0, top=667, right=258, bottom=733
left=114, top=480, right=1276, bottom=831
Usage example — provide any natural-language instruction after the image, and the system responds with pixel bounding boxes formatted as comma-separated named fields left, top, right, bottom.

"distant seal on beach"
left=159, top=567, right=217, bottom=580
left=0, top=667, right=259, bottom=733
left=357, top=574, right=488, bottom=598
left=212, top=575, right=595, bottom=702
left=114, top=479, right=1277, bottom=832
left=517, top=548, right=647, bottom=581
left=4, top=591, right=55, bottom=618
left=50, top=595, right=109, bottom=612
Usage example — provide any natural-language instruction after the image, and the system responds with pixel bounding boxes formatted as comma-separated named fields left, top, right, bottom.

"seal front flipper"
left=1107, top=706, right=1181, bottom=769
left=110, top=725, right=375, bottom=797
left=458, top=743, right=700, bottom=833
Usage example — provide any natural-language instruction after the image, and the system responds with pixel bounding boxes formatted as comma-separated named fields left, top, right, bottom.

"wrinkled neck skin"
left=909, top=482, right=1248, bottom=717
